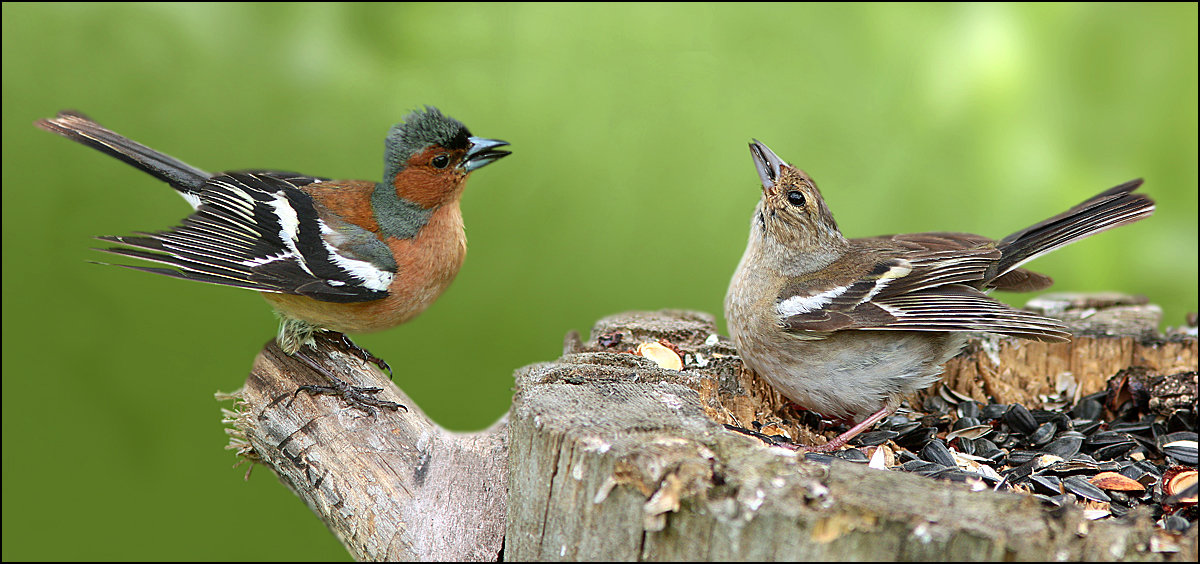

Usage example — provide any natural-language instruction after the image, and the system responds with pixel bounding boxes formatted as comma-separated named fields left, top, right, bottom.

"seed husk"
left=634, top=342, right=682, bottom=371
left=1086, top=430, right=1134, bottom=447
left=1164, top=468, right=1198, bottom=504
left=1091, top=471, right=1146, bottom=492
left=1028, top=421, right=1058, bottom=446
left=946, top=424, right=993, bottom=442
left=1006, top=450, right=1042, bottom=466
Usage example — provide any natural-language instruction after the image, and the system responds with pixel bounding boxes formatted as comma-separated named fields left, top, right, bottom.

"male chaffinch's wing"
left=96, top=172, right=395, bottom=303
left=777, top=250, right=1069, bottom=342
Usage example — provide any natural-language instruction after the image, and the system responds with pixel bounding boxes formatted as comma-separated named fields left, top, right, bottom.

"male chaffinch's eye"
left=431, top=154, right=451, bottom=169
left=786, top=190, right=806, bottom=207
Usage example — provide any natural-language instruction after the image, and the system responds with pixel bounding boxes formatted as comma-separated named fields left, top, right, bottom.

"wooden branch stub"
left=224, top=340, right=507, bottom=561
left=507, top=306, right=1198, bottom=561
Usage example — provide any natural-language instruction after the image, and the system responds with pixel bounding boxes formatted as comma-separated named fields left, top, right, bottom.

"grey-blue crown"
left=383, top=106, right=470, bottom=182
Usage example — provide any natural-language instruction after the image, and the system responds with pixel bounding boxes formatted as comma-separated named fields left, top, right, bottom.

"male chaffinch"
left=37, top=107, right=510, bottom=412
left=725, top=140, right=1154, bottom=450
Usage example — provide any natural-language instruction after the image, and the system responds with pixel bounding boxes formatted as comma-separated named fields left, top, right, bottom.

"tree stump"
left=223, top=294, right=1198, bottom=561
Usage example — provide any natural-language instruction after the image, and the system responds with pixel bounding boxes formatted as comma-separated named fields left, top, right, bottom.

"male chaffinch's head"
left=747, top=140, right=845, bottom=262
left=381, top=106, right=510, bottom=208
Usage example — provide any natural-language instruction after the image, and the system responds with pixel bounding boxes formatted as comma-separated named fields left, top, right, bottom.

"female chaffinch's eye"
left=786, top=190, right=806, bottom=207
left=432, top=154, right=451, bottom=169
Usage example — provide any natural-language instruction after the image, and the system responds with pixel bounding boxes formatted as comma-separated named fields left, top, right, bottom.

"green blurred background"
left=3, top=3, right=1196, bottom=561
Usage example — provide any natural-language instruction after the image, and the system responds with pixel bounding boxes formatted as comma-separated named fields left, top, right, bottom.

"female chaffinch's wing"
left=776, top=252, right=1070, bottom=342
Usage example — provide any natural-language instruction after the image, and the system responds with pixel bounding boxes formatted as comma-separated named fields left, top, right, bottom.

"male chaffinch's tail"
left=988, top=179, right=1154, bottom=283
left=35, top=111, right=211, bottom=208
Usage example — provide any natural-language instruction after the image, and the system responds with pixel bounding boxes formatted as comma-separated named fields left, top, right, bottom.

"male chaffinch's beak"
left=749, top=139, right=786, bottom=191
left=462, top=137, right=512, bottom=172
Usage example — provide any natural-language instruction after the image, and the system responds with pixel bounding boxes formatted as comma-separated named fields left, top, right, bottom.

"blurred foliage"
left=3, top=3, right=1195, bottom=561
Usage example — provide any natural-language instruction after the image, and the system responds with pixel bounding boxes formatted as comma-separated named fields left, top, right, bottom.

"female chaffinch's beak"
left=749, top=139, right=786, bottom=191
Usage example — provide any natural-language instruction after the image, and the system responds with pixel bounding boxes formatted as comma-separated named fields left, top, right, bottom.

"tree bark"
left=222, top=342, right=507, bottom=561
left=223, top=294, right=1198, bottom=561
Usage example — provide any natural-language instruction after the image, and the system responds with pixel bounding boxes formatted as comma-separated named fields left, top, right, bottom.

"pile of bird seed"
left=789, top=370, right=1197, bottom=533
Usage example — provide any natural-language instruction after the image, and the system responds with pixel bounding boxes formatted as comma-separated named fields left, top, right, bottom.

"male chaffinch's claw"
left=288, top=349, right=406, bottom=415
left=320, top=332, right=393, bottom=378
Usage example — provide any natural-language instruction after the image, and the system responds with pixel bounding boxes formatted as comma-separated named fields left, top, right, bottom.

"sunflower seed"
left=953, top=416, right=982, bottom=430
left=835, top=448, right=869, bottom=463
left=1030, top=408, right=1062, bottom=425
left=1159, top=515, right=1191, bottom=532
left=1043, top=435, right=1084, bottom=458
left=1064, top=475, right=1112, bottom=503
left=977, top=402, right=1006, bottom=421
left=896, top=426, right=937, bottom=449
left=938, top=385, right=974, bottom=404
left=1158, top=431, right=1198, bottom=448
left=1071, top=398, right=1103, bottom=420
left=853, top=430, right=899, bottom=447
left=901, top=460, right=949, bottom=476
left=1032, top=493, right=1066, bottom=508
left=1005, top=404, right=1038, bottom=435
left=1093, top=441, right=1137, bottom=461
left=1163, top=440, right=1198, bottom=466
left=1030, top=475, right=1063, bottom=495
left=1110, top=419, right=1154, bottom=434
left=922, top=395, right=950, bottom=415
left=878, top=415, right=912, bottom=429
left=929, top=468, right=981, bottom=484
left=954, top=437, right=977, bottom=456
left=1108, top=501, right=1131, bottom=518
left=1073, top=419, right=1103, bottom=435
left=957, top=400, right=980, bottom=419
left=803, top=452, right=835, bottom=465
left=921, top=439, right=957, bottom=467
